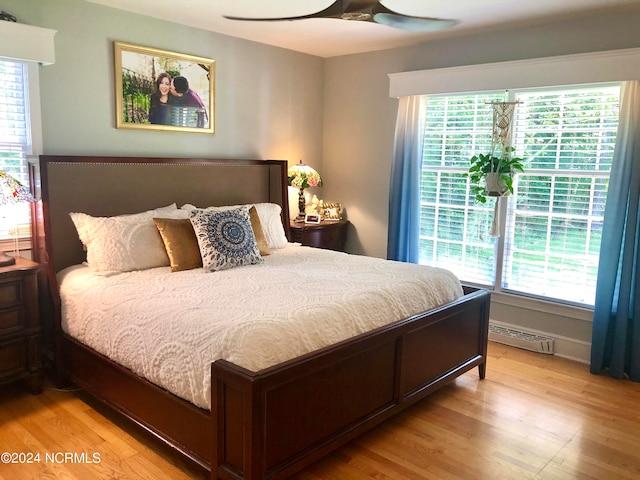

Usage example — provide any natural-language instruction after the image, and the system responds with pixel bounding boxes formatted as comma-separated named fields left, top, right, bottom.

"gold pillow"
left=249, top=206, right=270, bottom=256
left=153, top=218, right=203, bottom=272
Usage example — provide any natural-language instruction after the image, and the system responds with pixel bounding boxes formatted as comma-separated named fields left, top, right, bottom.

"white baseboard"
left=553, top=336, right=590, bottom=364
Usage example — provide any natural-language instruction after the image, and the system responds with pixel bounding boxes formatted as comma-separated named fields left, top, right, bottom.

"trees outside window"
left=419, top=85, right=620, bottom=306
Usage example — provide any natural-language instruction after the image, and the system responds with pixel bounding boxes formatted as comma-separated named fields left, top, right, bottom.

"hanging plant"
left=467, top=147, right=524, bottom=203
left=465, top=101, right=525, bottom=204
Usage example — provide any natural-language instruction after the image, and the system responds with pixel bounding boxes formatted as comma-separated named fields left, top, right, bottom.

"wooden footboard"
left=212, top=286, right=490, bottom=480
left=60, top=335, right=213, bottom=471
left=53, top=285, right=488, bottom=480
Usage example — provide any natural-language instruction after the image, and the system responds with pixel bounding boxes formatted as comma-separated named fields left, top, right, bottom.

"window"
left=0, top=59, right=32, bottom=242
left=419, top=85, right=620, bottom=306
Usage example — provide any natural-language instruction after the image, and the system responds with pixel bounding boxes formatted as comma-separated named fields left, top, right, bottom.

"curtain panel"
left=387, top=95, right=424, bottom=263
left=590, top=80, right=640, bottom=381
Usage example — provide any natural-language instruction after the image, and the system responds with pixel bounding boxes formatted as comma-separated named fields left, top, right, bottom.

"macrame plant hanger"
left=487, top=100, right=520, bottom=237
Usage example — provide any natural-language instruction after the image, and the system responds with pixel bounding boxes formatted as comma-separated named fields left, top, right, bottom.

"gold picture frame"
left=114, top=42, right=215, bottom=134
left=322, top=202, right=342, bottom=221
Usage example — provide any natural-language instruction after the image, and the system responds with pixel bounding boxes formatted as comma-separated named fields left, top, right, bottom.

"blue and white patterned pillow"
left=189, top=206, right=263, bottom=271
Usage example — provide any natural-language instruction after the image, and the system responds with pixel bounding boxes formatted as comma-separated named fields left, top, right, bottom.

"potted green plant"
left=466, top=146, right=524, bottom=204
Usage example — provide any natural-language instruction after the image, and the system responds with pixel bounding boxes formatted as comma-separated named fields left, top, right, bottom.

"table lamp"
left=0, top=169, right=35, bottom=266
left=287, top=160, right=322, bottom=220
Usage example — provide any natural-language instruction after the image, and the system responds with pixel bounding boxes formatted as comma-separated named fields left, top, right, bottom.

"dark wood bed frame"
left=31, top=155, right=491, bottom=480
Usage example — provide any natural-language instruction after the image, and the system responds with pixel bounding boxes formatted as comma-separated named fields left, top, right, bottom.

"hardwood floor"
left=2, top=342, right=639, bottom=479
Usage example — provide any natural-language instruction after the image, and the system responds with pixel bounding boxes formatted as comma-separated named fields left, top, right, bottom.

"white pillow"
left=181, top=202, right=288, bottom=250
left=69, top=204, right=188, bottom=274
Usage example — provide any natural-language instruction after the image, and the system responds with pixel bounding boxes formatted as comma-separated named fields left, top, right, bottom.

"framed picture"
left=305, top=214, right=321, bottom=224
left=322, top=203, right=342, bottom=221
left=114, top=42, right=215, bottom=134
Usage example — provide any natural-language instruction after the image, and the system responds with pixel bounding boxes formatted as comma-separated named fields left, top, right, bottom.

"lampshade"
left=0, top=170, right=35, bottom=205
left=287, top=160, right=322, bottom=220
left=0, top=169, right=35, bottom=267
left=287, top=160, right=323, bottom=189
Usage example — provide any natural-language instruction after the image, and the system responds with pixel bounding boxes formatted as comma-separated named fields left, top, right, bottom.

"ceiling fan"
left=223, top=0, right=459, bottom=32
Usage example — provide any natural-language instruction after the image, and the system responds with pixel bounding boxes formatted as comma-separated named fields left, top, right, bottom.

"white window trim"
left=420, top=85, right=619, bottom=314
left=0, top=19, right=55, bottom=160
left=389, top=47, right=640, bottom=97
left=0, top=20, right=54, bottom=252
left=26, top=62, right=44, bottom=156
left=0, top=21, right=56, bottom=65
left=491, top=291, right=594, bottom=323
left=0, top=62, right=44, bottom=251
left=399, top=51, right=633, bottom=317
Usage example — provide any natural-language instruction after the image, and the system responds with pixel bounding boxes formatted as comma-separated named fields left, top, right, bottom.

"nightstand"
left=289, top=219, right=350, bottom=252
left=0, top=257, right=42, bottom=394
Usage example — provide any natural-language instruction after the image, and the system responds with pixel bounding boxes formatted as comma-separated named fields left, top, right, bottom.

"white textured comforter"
left=58, top=244, right=462, bottom=410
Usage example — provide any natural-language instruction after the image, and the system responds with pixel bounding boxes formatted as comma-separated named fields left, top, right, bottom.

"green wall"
left=320, top=5, right=640, bottom=358
left=2, top=0, right=324, bottom=169
left=6, top=0, right=640, bottom=356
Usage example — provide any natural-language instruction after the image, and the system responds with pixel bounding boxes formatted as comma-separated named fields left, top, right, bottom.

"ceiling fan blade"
left=223, top=0, right=459, bottom=32
left=223, top=0, right=345, bottom=22
left=373, top=13, right=459, bottom=31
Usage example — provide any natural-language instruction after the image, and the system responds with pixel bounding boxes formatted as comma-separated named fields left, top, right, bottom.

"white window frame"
left=0, top=61, right=43, bottom=250
left=0, top=20, right=54, bottom=253
left=388, top=48, right=640, bottom=315
left=500, top=85, right=618, bottom=305
left=419, top=85, right=619, bottom=307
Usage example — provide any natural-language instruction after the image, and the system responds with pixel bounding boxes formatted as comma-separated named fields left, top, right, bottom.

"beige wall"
left=323, top=9, right=640, bottom=362
left=5, top=0, right=324, bottom=175
left=323, top=8, right=640, bottom=258
left=8, top=0, right=640, bottom=356
left=321, top=7, right=640, bottom=357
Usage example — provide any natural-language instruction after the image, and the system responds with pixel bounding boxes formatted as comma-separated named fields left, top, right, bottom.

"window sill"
left=490, top=290, right=594, bottom=323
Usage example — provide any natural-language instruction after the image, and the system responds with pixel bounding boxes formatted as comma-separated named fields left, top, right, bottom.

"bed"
left=32, top=155, right=491, bottom=480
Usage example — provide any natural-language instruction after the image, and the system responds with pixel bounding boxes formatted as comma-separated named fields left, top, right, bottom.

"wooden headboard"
left=31, top=156, right=290, bottom=366
left=33, top=156, right=289, bottom=274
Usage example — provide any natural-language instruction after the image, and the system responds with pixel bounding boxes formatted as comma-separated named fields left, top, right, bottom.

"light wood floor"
left=2, top=342, right=640, bottom=480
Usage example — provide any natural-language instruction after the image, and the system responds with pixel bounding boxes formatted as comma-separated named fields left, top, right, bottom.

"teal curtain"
left=387, top=96, right=424, bottom=262
left=590, top=81, right=640, bottom=380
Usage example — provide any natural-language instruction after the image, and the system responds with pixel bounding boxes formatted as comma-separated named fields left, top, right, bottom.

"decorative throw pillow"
left=153, top=218, right=203, bottom=272
left=248, top=206, right=270, bottom=256
left=69, top=204, right=186, bottom=274
left=181, top=202, right=287, bottom=250
left=189, top=207, right=263, bottom=271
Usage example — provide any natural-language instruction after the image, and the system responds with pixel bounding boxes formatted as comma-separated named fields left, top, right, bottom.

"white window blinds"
left=0, top=60, right=31, bottom=240
left=420, top=93, right=501, bottom=285
left=0, top=60, right=30, bottom=184
left=419, top=84, right=620, bottom=306
left=503, top=86, right=620, bottom=304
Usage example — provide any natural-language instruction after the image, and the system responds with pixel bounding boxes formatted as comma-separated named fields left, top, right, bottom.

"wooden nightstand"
left=0, top=257, right=42, bottom=394
left=289, top=219, right=350, bottom=252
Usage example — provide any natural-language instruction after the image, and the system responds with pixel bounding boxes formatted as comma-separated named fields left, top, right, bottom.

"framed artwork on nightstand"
left=322, top=202, right=342, bottom=221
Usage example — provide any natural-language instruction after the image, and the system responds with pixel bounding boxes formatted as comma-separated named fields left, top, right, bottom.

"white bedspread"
left=58, top=244, right=462, bottom=410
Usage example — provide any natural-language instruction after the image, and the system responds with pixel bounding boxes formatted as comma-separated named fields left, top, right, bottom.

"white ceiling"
left=86, top=0, right=640, bottom=58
